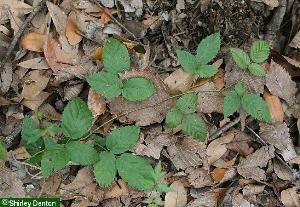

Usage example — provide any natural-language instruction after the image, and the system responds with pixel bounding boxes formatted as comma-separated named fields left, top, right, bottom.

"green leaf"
left=93, top=151, right=116, bottom=187
left=196, top=32, right=221, bottom=64
left=156, top=184, right=174, bottom=193
left=242, top=93, right=271, bottom=122
left=165, top=107, right=183, bottom=128
left=181, top=114, right=207, bottom=141
left=103, top=38, right=130, bottom=73
left=176, top=93, right=198, bottom=114
left=41, top=141, right=70, bottom=177
left=153, top=161, right=165, bottom=181
left=248, top=63, right=266, bottom=76
left=66, top=141, right=99, bottom=165
left=250, top=40, right=269, bottom=63
left=0, top=140, right=7, bottom=160
left=176, top=50, right=197, bottom=74
left=106, top=125, right=140, bottom=154
left=223, top=91, right=241, bottom=117
left=61, top=97, right=93, bottom=139
left=234, top=82, right=247, bottom=96
left=21, top=116, right=41, bottom=144
left=87, top=71, right=123, bottom=99
left=116, top=153, right=155, bottom=190
left=122, top=77, right=156, bottom=101
left=195, top=64, right=218, bottom=78
left=24, top=139, right=44, bottom=155
left=230, top=48, right=250, bottom=69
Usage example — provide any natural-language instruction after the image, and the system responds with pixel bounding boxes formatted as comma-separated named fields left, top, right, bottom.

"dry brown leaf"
left=92, top=47, right=104, bottom=61
left=251, top=0, right=279, bottom=7
left=21, top=32, right=45, bottom=52
left=64, top=83, right=84, bottom=101
left=225, top=58, right=265, bottom=95
left=39, top=103, right=61, bottom=121
left=186, top=190, right=219, bottom=207
left=109, top=70, right=175, bottom=126
left=207, top=131, right=235, bottom=164
left=260, top=122, right=297, bottom=161
left=289, top=30, right=300, bottom=49
left=60, top=60, right=98, bottom=79
left=100, top=8, right=111, bottom=24
left=281, top=187, right=300, bottom=207
left=1, top=61, right=13, bottom=94
left=166, top=137, right=206, bottom=170
left=88, top=89, right=106, bottom=117
left=213, top=68, right=225, bottom=90
left=17, top=57, right=50, bottom=69
left=47, top=1, right=67, bottom=37
left=22, top=91, right=51, bottom=110
left=237, top=145, right=275, bottom=181
left=164, top=181, right=187, bottom=207
left=0, top=0, right=32, bottom=22
left=226, top=131, right=254, bottom=156
left=273, top=158, right=293, bottom=181
left=263, top=90, right=284, bottom=123
left=8, top=146, right=30, bottom=160
left=196, top=81, right=223, bottom=113
left=104, top=180, right=129, bottom=199
left=0, top=161, right=25, bottom=197
left=186, top=167, right=213, bottom=188
left=66, top=11, right=82, bottom=45
left=21, top=70, right=51, bottom=100
left=266, top=61, right=297, bottom=106
left=211, top=159, right=235, bottom=183
left=242, top=184, right=265, bottom=203
left=163, top=69, right=194, bottom=94
left=143, top=16, right=160, bottom=28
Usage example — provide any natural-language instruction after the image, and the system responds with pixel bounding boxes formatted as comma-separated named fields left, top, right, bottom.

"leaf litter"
left=1, top=0, right=300, bottom=206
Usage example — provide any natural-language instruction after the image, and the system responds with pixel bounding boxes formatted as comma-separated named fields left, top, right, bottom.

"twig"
left=82, top=89, right=220, bottom=140
left=0, top=0, right=47, bottom=71
left=208, top=116, right=241, bottom=142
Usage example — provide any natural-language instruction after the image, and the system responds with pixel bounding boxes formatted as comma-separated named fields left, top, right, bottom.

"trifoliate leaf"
left=165, top=107, right=183, bottom=128
left=250, top=40, right=269, bottom=63
left=106, top=125, right=140, bottom=154
left=176, top=50, right=197, bottom=74
left=93, top=151, right=116, bottom=187
left=61, top=97, right=93, bottom=139
left=234, top=82, right=247, bottom=96
left=181, top=114, right=207, bottom=141
left=176, top=93, right=198, bottom=114
left=230, top=48, right=250, bottom=69
left=122, top=77, right=156, bottom=101
left=66, top=141, right=99, bottom=165
left=116, top=153, right=155, bottom=190
left=196, top=32, right=221, bottom=64
left=41, top=142, right=70, bottom=177
left=21, top=116, right=41, bottom=144
left=0, top=141, right=7, bottom=160
left=242, top=93, right=271, bottom=122
left=87, top=71, right=123, bottom=99
left=195, top=64, right=219, bottom=78
left=248, top=63, right=266, bottom=76
left=24, top=139, right=44, bottom=155
left=223, top=91, right=241, bottom=117
left=103, top=38, right=130, bottom=73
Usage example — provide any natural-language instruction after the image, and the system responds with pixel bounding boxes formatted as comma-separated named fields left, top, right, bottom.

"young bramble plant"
left=223, top=82, right=271, bottom=122
left=21, top=97, right=171, bottom=192
left=166, top=93, right=207, bottom=142
left=176, top=32, right=221, bottom=78
left=230, top=40, right=270, bottom=76
left=87, top=38, right=156, bottom=101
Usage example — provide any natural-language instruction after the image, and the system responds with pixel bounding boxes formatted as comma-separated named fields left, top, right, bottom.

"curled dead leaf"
left=21, top=32, right=45, bottom=52
left=88, top=89, right=106, bottom=117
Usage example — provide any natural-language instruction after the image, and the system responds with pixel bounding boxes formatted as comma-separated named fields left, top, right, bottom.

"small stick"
left=0, top=0, right=47, bottom=71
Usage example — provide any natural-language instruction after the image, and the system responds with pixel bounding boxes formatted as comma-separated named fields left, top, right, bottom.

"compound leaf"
left=196, top=32, right=221, bottom=64
left=93, top=151, right=116, bottom=187
left=223, top=91, right=241, bottom=117
left=195, top=64, right=219, bottom=78
left=122, top=77, right=156, bottom=101
left=61, top=97, right=93, bottom=139
left=103, top=38, right=130, bottom=73
left=248, top=63, right=266, bottom=76
left=176, top=93, right=198, bottom=114
left=242, top=93, right=271, bottom=122
left=165, top=107, right=183, bottom=128
left=176, top=50, right=197, bottom=74
left=116, top=153, right=155, bottom=190
left=87, top=71, right=123, bottom=99
left=106, top=125, right=140, bottom=154
left=250, top=40, right=269, bottom=63
left=230, top=48, right=250, bottom=69
left=21, top=116, right=41, bottom=144
left=66, top=141, right=99, bottom=165
left=234, top=82, right=247, bottom=96
left=181, top=114, right=207, bottom=141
